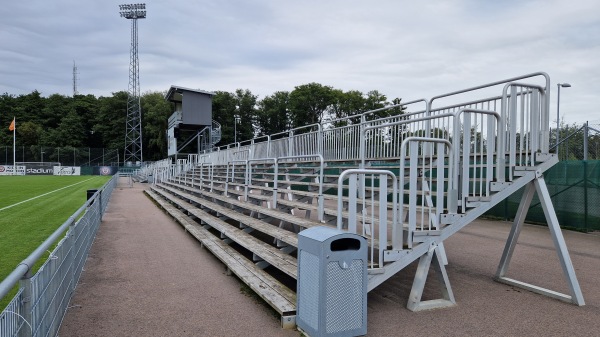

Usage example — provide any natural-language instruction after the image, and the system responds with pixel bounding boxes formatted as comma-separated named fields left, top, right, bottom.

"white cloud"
left=0, top=0, right=598, bottom=124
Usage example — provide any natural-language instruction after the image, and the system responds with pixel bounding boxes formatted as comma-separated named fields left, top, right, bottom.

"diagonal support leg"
left=495, top=176, right=585, bottom=305
left=407, top=243, right=456, bottom=311
left=496, top=181, right=536, bottom=276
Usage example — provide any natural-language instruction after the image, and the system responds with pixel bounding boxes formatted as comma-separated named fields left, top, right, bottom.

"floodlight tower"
left=119, top=3, right=146, bottom=164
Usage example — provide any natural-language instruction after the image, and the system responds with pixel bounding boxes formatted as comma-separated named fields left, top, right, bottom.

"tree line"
left=1, top=83, right=405, bottom=161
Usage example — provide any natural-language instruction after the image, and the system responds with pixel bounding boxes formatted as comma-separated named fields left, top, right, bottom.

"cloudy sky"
left=0, top=0, right=598, bottom=125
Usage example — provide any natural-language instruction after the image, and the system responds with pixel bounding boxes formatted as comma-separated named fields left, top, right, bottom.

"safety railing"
left=225, top=160, right=247, bottom=197
left=191, top=73, right=549, bottom=171
left=245, top=158, right=276, bottom=202
left=274, top=155, right=325, bottom=222
left=160, top=73, right=551, bottom=227
left=197, top=162, right=215, bottom=192
left=251, top=135, right=271, bottom=160
left=336, top=169, right=398, bottom=270
left=398, top=137, right=452, bottom=249
left=0, top=175, right=117, bottom=337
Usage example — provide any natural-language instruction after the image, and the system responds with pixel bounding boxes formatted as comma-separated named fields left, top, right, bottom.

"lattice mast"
left=72, top=61, right=78, bottom=96
left=119, top=3, right=146, bottom=164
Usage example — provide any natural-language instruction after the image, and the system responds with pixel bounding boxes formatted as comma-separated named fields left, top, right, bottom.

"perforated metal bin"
left=297, top=226, right=367, bottom=337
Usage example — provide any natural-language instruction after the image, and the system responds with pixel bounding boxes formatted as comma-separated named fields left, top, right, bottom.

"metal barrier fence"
left=0, top=146, right=119, bottom=167
left=552, top=121, right=600, bottom=161
left=485, top=160, right=600, bottom=231
left=0, top=175, right=117, bottom=337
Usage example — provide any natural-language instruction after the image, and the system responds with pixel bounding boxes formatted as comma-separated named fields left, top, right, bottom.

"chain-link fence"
left=551, top=121, right=600, bottom=160
left=0, top=146, right=119, bottom=167
left=485, top=160, right=600, bottom=231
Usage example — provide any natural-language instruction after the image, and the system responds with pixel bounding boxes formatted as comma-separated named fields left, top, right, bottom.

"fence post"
left=66, top=224, right=76, bottom=313
left=18, top=277, right=33, bottom=337
left=584, top=122, right=589, bottom=161
left=583, top=160, right=588, bottom=231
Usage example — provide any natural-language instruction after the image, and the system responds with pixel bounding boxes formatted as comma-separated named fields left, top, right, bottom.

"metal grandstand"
left=144, top=72, right=584, bottom=327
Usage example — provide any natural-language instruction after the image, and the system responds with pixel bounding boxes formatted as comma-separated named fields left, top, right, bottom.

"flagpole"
left=12, top=117, right=16, bottom=176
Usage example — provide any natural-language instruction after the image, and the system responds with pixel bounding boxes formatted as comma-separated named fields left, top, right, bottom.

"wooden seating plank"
left=151, top=186, right=298, bottom=279
left=145, top=190, right=296, bottom=316
left=156, top=183, right=301, bottom=247
left=161, top=181, right=322, bottom=231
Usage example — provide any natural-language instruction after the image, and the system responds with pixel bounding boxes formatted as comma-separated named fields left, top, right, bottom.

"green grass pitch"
left=0, top=175, right=111, bottom=309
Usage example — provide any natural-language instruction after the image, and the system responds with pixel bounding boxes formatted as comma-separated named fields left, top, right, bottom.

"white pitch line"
left=0, top=178, right=95, bottom=212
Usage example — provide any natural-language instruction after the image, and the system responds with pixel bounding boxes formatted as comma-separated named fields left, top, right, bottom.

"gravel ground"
left=59, top=181, right=600, bottom=336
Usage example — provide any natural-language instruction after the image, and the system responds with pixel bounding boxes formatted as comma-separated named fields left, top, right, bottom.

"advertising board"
left=24, top=164, right=54, bottom=175
left=0, top=165, right=26, bottom=175
left=92, top=166, right=118, bottom=176
left=53, top=166, right=81, bottom=176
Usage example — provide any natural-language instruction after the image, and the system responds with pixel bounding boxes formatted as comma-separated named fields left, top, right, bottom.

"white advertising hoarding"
left=53, top=166, right=81, bottom=176
left=0, top=165, right=26, bottom=175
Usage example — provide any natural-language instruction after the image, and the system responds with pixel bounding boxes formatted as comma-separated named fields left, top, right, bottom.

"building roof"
left=165, top=85, right=215, bottom=102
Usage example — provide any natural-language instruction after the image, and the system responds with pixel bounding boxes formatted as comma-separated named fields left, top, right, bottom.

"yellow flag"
left=9, top=118, right=15, bottom=131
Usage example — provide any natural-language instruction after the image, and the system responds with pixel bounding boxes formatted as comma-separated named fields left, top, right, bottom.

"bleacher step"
left=151, top=186, right=298, bottom=279
left=156, top=183, right=301, bottom=245
left=144, top=190, right=297, bottom=326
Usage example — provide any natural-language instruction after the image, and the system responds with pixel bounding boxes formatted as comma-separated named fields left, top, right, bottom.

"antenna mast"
left=72, top=61, right=79, bottom=96
left=119, top=3, right=146, bottom=164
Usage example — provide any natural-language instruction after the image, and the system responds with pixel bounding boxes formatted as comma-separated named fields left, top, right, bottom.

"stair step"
left=145, top=190, right=296, bottom=318
left=164, top=181, right=322, bottom=230
left=151, top=186, right=298, bottom=279
left=156, top=183, right=301, bottom=247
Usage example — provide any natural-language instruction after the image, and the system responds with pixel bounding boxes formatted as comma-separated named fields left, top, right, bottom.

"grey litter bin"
left=297, top=226, right=367, bottom=337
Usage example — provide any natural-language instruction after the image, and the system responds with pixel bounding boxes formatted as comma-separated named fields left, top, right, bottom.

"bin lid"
left=298, top=226, right=360, bottom=242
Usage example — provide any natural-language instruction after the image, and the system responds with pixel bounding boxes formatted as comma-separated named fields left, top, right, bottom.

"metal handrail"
left=336, top=169, right=398, bottom=267
left=275, top=155, right=325, bottom=222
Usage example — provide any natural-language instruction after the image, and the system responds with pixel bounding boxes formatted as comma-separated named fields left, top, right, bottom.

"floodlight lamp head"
left=119, top=3, right=147, bottom=19
left=560, top=83, right=572, bottom=88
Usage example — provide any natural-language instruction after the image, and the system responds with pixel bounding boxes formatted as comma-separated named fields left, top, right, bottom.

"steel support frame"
left=495, top=175, right=585, bottom=305
left=406, top=243, right=456, bottom=311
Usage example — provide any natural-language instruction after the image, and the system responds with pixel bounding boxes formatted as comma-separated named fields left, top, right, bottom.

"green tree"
left=363, top=90, right=389, bottom=120
left=235, top=89, right=257, bottom=142
left=212, top=91, right=238, bottom=145
left=41, top=94, right=71, bottom=129
left=330, top=89, right=366, bottom=127
left=0, top=93, right=17, bottom=145
left=255, top=91, right=290, bottom=136
left=17, top=121, right=43, bottom=146
left=289, top=83, right=335, bottom=130
left=94, top=92, right=128, bottom=150
left=14, top=90, right=45, bottom=123
left=142, top=91, right=172, bottom=160
left=73, top=94, right=100, bottom=147
left=57, top=111, right=87, bottom=147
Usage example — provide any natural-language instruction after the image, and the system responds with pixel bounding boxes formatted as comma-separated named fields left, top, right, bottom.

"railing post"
left=359, top=115, right=366, bottom=169
left=244, top=160, right=249, bottom=201
left=272, top=161, right=279, bottom=209
left=17, top=277, right=33, bottom=337
left=317, top=124, right=323, bottom=157
left=288, top=130, right=294, bottom=157
left=509, top=85, right=518, bottom=179
left=450, top=116, right=460, bottom=213
left=461, top=112, right=471, bottom=210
